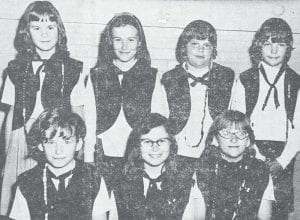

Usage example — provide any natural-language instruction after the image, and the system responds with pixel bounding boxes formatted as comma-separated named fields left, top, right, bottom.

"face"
left=140, top=126, right=171, bottom=167
left=262, top=37, right=288, bottom=67
left=186, top=38, right=213, bottom=69
left=29, top=16, right=58, bottom=59
left=38, top=128, right=82, bottom=169
left=112, top=24, right=140, bottom=63
left=216, top=126, right=250, bottom=162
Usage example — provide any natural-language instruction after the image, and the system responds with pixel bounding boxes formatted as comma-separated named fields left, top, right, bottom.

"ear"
left=38, top=144, right=44, bottom=152
left=244, top=137, right=251, bottom=148
left=75, top=138, right=83, bottom=151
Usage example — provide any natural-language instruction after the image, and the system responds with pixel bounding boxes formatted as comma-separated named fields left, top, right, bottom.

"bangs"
left=29, top=12, right=57, bottom=22
left=186, top=29, right=210, bottom=42
left=262, top=29, right=291, bottom=44
left=215, top=115, right=250, bottom=131
left=41, top=123, right=76, bottom=142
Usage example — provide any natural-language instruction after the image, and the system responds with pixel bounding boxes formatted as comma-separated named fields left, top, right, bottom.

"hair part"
left=93, top=12, right=151, bottom=70
left=249, top=17, right=294, bottom=66
left=205, top=110, right=255, bottom=147
left=123, top=113, right=178, bottom=181
left=14, top=1, right=67, bottom=58
left=27, top=107, right=86, bottom=162
left=176, top=20, right=218, bottom=64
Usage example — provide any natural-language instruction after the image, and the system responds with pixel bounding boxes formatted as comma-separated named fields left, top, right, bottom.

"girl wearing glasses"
left=192, top=110, right=274, bottom=219
left=160, top=20, right=235, bottom=159
left=114, top=113, right=199, bottom=219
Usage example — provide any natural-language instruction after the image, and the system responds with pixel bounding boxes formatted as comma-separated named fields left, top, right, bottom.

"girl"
left=0, top=1, right=90, bottom=215
left=10, top=108, right=112, bottom=220
left=230, top=17, right=300, bottom=219
left=90, top=13, right=160, bottom=183
left=194, top=110, right=274, bottom=219
left=161, top=20, right=235, bottom=159
left=114, top=113, right=197, bottom=219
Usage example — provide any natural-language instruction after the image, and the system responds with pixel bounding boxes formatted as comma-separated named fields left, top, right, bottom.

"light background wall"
left=0, top=0, right=299, bottom=85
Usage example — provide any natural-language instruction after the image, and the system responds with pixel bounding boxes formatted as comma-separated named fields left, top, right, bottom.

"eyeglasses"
left=189, top=42, right=213, bottom=50
left=140, top=138, right=170, bottom=148
left=218, top=129, right=248, bottom=140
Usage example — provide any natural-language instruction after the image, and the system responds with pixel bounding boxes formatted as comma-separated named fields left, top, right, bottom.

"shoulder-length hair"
left=14, top=1, right=67, bottom=59
left=27, top=107, right=86, bottom=162
left=123, top=113, right=178, bottom=181
left=93, top=12, right=151, bottom=70
left=249, top=17, right=294, bottom=66
left=176, top=20, right=217, bottom=64
left=205, top=110, right=255, bottom=147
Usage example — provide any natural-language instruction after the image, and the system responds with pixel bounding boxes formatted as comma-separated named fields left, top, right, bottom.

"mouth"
left=53, top=156, right=66, bottom=160
left=149, top=154, right=162, bottom=159
left=227, top=145, right=240, bottom=148
left=194, top=55, right=205, bottom=59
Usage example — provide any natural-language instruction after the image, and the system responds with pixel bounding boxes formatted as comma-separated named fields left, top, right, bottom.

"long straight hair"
left=14, top=1, right=67, bottom=59
left=93, top=12, right=151, bottom=71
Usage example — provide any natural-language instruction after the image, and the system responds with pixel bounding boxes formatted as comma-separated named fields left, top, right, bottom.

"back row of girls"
left=0, top=1, right=300, bottom=219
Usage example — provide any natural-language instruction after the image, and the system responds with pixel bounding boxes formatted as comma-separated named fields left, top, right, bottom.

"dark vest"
left=161, top=63, right=234, bottom=135
left=7, top=51, right=82, bottom=130
left=91, top=60, right=157, bottom=135
left=196, top=146, right=269, bottom=220
left=239, top=65, right=300, bottom=127
left=17, top=161, right=101, bottom=220
left=114, top=156, right=194, bottom=219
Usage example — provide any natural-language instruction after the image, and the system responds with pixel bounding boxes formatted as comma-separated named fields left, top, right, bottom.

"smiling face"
left=186, top=38, right=213, bottom=69
left=140, top=126, right=170, bottom=168
left=216, top=125, right=250, bottom=162
left=262, top=37, right=288, bottom=67
left=112, top=24, right=140, bottom=63
left=39, top=127, right=82, bottom=169
left=29, top=15, right=58, bottom=59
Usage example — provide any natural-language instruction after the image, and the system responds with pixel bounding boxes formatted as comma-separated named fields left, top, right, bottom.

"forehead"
left=141, top=126, right=168, bottom=139
left=112, top=25, right=138, bottom=37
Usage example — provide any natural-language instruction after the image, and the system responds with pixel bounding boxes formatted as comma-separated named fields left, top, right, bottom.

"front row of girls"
left=9, top=108, right=274, bottom=219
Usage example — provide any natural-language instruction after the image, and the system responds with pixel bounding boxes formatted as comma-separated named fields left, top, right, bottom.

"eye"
left=65, top=140, right=73, bottom=144
left=263, top=42, right=272, bottom=47
left=128, top=38, right=137, bottom=42
left=278, top=43, right=287, bottom=47
left=236, top=130, right=248, bottom=139
left=203, top=43, right=212, bottom=49
left=31, top=26, right=40, bottom=31
left=48, top=25, right=56, bottom=30
left=44, top=140, right=56, bottom=146
left=113, top=38, right=121, bottom=42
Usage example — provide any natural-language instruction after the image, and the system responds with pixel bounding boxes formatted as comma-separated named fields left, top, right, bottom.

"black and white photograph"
left=0, top=0, right=299, bottom=219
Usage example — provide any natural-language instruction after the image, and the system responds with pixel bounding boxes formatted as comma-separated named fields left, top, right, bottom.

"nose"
left=151, top=142, right=160, bottom=152
left=271, top=44, right=278, bottom=54
left=41, top=29, right=48, bottom=38
left=121, top=41, right=128, bottom=50
left=55, top=143, right=63, bottom=155
left=230, top=135, right=238, bottom=143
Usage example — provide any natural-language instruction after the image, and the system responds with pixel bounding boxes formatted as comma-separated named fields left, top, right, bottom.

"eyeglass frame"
left=217, top=129, right=249, bottom=140
left=140, top=137, right=171, bottom=148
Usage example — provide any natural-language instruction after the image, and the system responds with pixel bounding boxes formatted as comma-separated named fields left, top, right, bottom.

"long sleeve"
left=82, top=72, right=97, bottom=162
left=9, top=187, right=31, bottom=220
left=92, top=177, right=115, bottom=219
left=277, top=90, right=300, bottom=168
left=150, top=71, right=170, bottom=118
left=228, top=77, right=246, bottom=114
